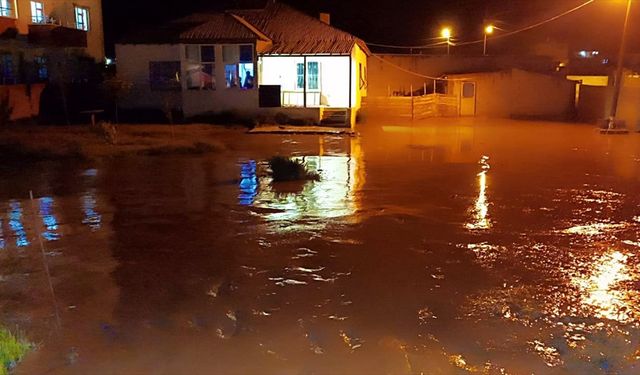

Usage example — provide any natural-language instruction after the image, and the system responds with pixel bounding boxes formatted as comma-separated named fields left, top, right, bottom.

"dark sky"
left=103, top=0, right=639, bottom=57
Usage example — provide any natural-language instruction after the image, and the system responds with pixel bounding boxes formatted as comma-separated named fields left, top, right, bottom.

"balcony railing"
left=28, top=23, right=87, bottom=48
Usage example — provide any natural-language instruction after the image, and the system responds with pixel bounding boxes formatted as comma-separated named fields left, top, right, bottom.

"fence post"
left=433, top=79, right=437, bottom=94
left=423, top=82, right=426, bottom=96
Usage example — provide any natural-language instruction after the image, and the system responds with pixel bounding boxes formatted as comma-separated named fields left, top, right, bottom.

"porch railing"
left=282, top=91, right=321, bottom=107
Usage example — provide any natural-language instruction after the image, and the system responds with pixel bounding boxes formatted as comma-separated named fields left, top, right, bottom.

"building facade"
left=0, top=0, right=104, bottom=84
left=116, top=2, right=369, bottom=127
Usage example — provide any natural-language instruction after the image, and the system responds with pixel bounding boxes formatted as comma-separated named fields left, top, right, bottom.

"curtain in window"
left=307, top=62, right=319, bottom=90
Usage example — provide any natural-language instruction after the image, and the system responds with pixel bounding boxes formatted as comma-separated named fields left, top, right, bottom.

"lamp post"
left=607, top=0, right=633, bottom=130
left=483, top=25, right=494, bottom=56
left=441, top=27, right=452, bottom=55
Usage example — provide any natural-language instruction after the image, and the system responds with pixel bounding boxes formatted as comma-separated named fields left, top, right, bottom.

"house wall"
left=351, top=43, right=368, bottom=109
left=576, top=71, right=640, bottom=128
left=116, top=43, right=260, bottom=117
left=182, top=43, right=258, bottom=117
left=368, top=54, right=559, bottom=97
left=11, top=0, right=105, bottom=60
left=617, top=74, right=640, bottom=130
left=449, top=69, right=574, bottom=119
left=577, top=85, right=608, bottom=122
left=115, top=44, right=183, bottom=109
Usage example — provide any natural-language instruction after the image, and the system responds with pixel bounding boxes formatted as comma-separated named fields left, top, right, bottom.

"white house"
left=115, top=2, right=370, bottom=127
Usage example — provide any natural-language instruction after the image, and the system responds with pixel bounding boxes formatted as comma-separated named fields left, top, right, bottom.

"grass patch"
left=268, top=156, right=320, bottom=182
left=0, top=328, right=31, bottom=375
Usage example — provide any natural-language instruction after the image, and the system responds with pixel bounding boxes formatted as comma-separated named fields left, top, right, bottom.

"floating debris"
left=340, top=331, right=364, bottom=351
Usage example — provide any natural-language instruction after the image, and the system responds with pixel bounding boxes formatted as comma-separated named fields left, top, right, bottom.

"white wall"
left=115, top=44, right=183, bottom=109
left=260, top=55, right=350, bottom=108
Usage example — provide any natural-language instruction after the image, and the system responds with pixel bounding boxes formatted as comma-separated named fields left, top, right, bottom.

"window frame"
left=74, top=6, right=90, bottom=31
left=185, top=44, right=216, bottom=91
left=0, top=0, right=14, bottom=18
left=149, top=61, right=181, bottom=92
left=30, top=1, right=44, bottom=23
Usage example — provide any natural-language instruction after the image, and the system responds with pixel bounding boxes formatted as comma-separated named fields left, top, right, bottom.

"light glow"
left=484, top=25, right=494, bottom=34
left=441, top=27, right=452, bottom=39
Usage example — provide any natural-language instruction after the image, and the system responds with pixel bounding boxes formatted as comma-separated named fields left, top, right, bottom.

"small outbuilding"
left=445, top=68, right=575, bottom=120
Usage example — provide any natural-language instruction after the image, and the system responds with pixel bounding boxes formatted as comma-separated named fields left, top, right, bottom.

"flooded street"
left=2, top=119, right=640, bottom=374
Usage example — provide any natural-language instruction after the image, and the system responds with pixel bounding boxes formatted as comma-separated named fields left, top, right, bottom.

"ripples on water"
left=2, top=127, right=640, bottom=374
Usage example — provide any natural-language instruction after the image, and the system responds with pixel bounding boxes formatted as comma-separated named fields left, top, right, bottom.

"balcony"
left=28, top=23, right=87, bottom=48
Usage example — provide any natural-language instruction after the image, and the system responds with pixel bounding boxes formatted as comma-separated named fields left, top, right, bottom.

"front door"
left=460, top=81, right=477, bottom=116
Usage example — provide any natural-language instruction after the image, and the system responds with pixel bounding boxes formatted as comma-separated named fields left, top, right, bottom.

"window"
left=31, top=1, right=44, bottom=23
left=462, top=82, right=475, bottom=98
left=186, top=45, right=215, bottom=90
left=75, top=6, right=89, bottom=31
left=149, top=61, right=181, bottom=91
left=34, top=56, right=48, bottom=80
left=307, top=61, right=319, bottom=90
left=225, top=64, right=238, bottom=88
left=222, top=44, right=254, bottom=89
left=296, top=63, right=304, bottom=89
left=0, top=0, right=13, bottom=17
left=295, top=61, right=320, bottom=91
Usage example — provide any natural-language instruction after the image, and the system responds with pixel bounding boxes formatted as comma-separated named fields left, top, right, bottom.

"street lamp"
left=483, top=25, right=494, bottom=56
left=441, top=27, right=452, bottom=55
left=607, top=0, right=633, bottom=130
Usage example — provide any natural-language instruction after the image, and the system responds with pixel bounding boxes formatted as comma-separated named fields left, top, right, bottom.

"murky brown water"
left=2, top=119, right=640, bottom=374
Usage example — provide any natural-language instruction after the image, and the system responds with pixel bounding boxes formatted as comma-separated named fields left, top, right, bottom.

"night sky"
left=103, top=0, right=639, bottom=57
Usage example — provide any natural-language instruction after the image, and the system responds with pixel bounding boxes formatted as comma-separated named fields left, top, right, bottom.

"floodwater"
left=2, top=118, right=640, bottom=374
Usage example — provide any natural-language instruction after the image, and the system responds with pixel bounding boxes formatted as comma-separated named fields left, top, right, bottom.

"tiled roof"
left=119, top=1, right=369, bottom=55
left=180, top=13, right=259, bottom=42
left=232, top=2, right=370, bottom=55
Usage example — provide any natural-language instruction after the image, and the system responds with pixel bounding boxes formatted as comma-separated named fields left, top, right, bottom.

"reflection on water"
left=238, top=139, right=364, bottom=225
left=466, top=156, right=491, bottom=230
left=239, top=161, right=259, bottom=206
left=573, top=251, right=636, bottom=322
left=82, top=189, right=102, bottom=231
left=0, top=218, right=4, bottom=250
left=39, top=197, right=59, bottom=241
left=8, top=200, right=28, bottom=248
left=241, top=156, right=360, bottom=222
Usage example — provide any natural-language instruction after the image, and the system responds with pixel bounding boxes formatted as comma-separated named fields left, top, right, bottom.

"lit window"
left=307, top=61, right=319, bottom=90
left=296, top=63, right=304, bottom=89
left=0, top=0, right=13, bottom=17
left=186, top=45, right=215, bottom=90
left=222, top=44, right=254, bottom=89
left=75, top=6, right=89, bottom=31
left=149, top=61, right=181, bottom=91
left=31, top=1, right=44, bottom=23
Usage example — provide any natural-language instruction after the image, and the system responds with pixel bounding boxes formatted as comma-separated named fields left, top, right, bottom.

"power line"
left=369, top=54, right=470, bottom=81
left=367, top=0, right=595, bottom=50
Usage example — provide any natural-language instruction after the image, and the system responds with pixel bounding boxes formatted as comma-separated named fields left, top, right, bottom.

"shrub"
left=268, top=156, right=320, bottom=182
left=0, top=328, right=31, bottom=375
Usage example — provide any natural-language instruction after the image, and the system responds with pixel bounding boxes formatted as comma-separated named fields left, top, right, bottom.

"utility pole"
left=607, top=0, right=633, bottom=130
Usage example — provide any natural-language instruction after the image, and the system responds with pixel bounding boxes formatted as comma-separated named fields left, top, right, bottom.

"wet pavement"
left=1, top=118, right=640, bottom=374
